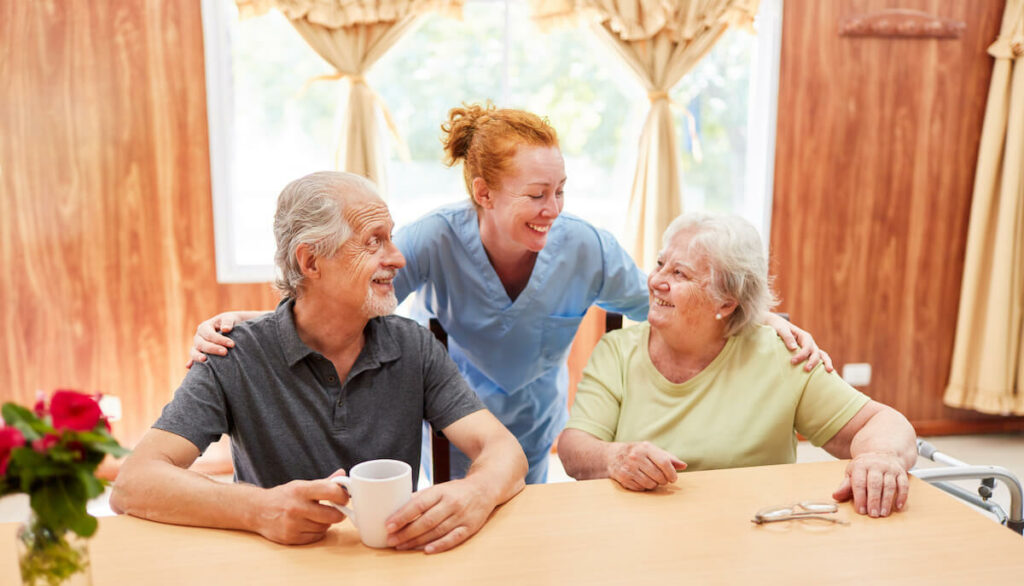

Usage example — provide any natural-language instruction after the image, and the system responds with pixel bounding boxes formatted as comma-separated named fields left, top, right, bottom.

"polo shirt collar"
left=275, top=298, right=402, bottom=369
left=275, top=298, right=316, bottom=367
left=353, top=317, right=402, bottom=373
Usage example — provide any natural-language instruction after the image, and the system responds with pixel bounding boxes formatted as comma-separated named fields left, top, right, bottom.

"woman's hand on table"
left=384, top=478, right=496, bottom=554
left=832, top=452, right=909, bottom=518
left=608, top=441, right=687, bottom=491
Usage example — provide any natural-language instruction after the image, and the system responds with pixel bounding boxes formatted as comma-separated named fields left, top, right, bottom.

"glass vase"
left=15, top=512, right=92, bottom=586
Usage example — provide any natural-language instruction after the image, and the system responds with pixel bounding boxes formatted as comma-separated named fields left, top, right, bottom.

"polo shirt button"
left=327, top=376, right=336, bottom=383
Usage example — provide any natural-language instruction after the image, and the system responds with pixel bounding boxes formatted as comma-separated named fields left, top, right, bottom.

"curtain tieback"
left=987, top=32, right=1024, bottom=59
left=295, top=71, right=346, bottom=97
left=647, top=90, right=703, bottom=163
left=295, top=70, right=412, bottom=164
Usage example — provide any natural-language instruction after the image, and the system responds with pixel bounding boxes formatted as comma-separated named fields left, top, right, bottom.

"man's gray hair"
left=273, top=171, right=379, bottom=298
left=661, top=212, right=779, bottom=337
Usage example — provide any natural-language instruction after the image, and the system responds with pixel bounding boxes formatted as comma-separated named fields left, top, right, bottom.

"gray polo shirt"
left=155, top=299, right=485, bottom=489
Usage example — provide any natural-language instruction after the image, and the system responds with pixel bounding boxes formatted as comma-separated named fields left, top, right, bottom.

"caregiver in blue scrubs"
left=392, top=104, right=649, bottom=483
left=189, top=103, right=828, bottom=483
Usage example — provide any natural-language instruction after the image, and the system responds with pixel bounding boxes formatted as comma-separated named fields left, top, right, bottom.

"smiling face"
left=321, top=194, right=406, bottom=318
left=647, top=229, right=734, bottom=336
left=476, top=145, right=567, bottom=254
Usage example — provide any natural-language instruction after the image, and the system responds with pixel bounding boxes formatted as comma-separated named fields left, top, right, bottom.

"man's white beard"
left=362, top=289, right=397, bottom=318
left=361, top=270, right=398, bottom=317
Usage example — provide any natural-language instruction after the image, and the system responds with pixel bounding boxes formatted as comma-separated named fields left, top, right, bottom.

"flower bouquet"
left=1, top=390, right=129, bottom=586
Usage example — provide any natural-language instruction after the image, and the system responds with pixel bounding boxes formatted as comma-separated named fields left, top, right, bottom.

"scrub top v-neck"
left=393, top=201, right=648, bottom=476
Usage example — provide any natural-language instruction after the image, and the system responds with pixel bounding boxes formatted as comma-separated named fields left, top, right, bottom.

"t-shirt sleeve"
left=794, top=366, right=870, bottom=447
left=419, top=328, right=485, bottom=431
left=152, top=361, right=231, bottom=454
left=565, top=334, right=625, bottom=441
left=593, top=228, right=649, bottom=322
left=393, top=219, right=429, bottom=304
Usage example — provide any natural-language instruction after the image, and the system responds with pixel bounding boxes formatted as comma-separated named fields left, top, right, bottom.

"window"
left=202, top=0, right=782, bottom=281
left=673, top=0, right=783, bottom=241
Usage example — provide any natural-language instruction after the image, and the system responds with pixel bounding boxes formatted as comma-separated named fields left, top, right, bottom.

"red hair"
left=441, top=102, right=559, bottom=205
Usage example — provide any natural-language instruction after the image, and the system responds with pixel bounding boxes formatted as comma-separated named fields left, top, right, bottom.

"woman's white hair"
left=661, top=212, right=779, bottom=337
left=273, top=171, right=378, bottom=298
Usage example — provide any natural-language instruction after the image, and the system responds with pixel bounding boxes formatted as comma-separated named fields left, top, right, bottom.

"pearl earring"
left=715, top=313, right=722, bottom=320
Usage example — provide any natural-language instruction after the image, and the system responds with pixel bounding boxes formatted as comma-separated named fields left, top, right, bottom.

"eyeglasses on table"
left=751, top=501, right=849, bottom=525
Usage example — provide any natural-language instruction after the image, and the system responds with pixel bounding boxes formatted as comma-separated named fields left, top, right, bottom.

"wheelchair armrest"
left=911, top=465, right=1024, bottom=534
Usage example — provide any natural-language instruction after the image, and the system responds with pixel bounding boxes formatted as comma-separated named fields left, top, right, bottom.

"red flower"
left=32, top=434, right=60, bottom=454
left=0, top=426, right=25, bottom=476
left=33, top=391, right=47, bottom=417
left=50, top=390, right=103, bottom=432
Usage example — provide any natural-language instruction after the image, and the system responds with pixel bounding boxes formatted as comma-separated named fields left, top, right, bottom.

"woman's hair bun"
left=441, top=102, right=497, bottom=165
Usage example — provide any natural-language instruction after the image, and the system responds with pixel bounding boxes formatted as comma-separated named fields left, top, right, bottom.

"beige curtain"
left=944, top=0, right=1024, bottom=415
left=531, top=0, right=758, bottom=270
left=236, top=0, right=463, bottom=193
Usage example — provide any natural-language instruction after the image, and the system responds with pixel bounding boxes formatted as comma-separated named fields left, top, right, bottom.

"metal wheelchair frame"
left=911, top=438, right=1023, bottom=535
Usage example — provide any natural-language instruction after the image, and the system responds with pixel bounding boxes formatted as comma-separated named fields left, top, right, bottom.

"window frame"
left=202, top=0, right=273, bottom=283
left=744, top=0, right=784, bottom=249
left=200, top=0, right=784, bottom=281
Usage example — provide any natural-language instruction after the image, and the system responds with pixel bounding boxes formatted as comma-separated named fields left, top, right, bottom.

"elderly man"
left=111, top=172, right=527, bottom=554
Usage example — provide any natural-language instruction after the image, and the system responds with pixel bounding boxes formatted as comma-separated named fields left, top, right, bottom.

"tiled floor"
left=4, top=433, right=1023, bottom=529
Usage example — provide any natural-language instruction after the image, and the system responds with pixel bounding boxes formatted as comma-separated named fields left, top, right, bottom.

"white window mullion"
left=744, top=0, right=783, bottom=250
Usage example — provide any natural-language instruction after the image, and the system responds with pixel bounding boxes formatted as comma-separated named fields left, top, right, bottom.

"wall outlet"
left=841, top=363, right=872, bottom=387
left=99, top=395, right=122, bottom=421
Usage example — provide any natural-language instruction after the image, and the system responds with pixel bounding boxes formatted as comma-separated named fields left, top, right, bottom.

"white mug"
left=331, top=459, right=413, bottom=548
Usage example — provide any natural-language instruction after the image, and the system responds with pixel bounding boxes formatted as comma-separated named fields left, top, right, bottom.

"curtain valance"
left=236, top=0, right=463, bottom=28
left=528, top=0, right=757, bottom=42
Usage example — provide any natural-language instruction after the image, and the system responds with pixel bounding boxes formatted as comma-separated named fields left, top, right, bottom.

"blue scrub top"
left=394, top=202, right=649, bottom=475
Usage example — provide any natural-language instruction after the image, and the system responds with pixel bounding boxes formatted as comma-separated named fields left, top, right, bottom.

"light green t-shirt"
left=566, top=322, right=869, bottom=471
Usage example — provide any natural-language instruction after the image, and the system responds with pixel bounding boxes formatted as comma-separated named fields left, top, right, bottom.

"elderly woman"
left=558, top=213, right=917, bottom=518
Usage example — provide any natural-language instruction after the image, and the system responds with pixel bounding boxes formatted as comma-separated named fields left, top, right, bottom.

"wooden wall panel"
left=0, top=0, right=280, bottom=449
left=771, top=0, right=1024, bottom=434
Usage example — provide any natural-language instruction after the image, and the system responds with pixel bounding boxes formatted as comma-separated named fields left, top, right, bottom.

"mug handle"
left=330, top=476, right=356, bottom=524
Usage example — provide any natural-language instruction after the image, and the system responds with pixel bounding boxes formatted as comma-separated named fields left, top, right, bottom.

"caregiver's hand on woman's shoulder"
left=763, top=312, right=834, bottom=373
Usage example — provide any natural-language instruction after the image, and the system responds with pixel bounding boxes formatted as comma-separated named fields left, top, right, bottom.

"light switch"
left=841, top=363, right=872, bottom=387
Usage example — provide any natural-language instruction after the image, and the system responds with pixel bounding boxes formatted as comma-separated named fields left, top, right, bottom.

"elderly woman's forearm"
left=556, top=429, right=615, bottom=480
left=849, top=407, right=917, bottom=470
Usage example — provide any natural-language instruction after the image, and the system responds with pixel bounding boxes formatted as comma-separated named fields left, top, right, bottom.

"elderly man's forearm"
left=465, top=435, right=528, bottom=506
left=111, top=460, right=261, bottom=532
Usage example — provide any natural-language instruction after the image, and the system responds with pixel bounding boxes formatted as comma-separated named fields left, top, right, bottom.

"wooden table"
left=2, top=460, right=1022, bottom=585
